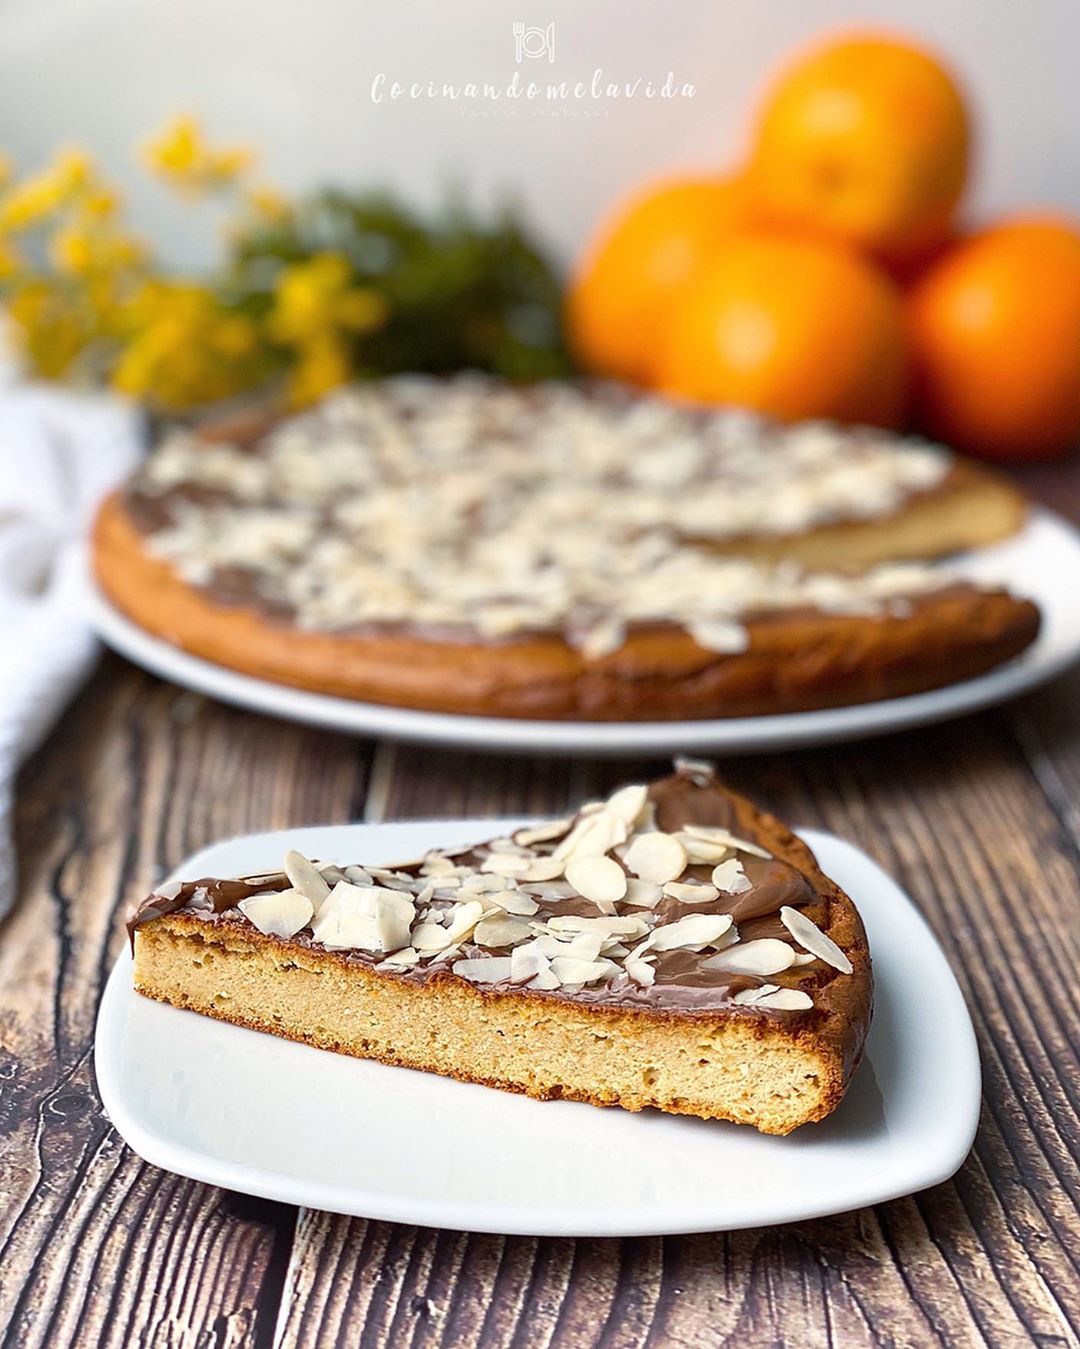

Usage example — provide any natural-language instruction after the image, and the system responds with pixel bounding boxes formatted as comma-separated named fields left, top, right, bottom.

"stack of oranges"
left=568, top=32, right=1080, bottom=460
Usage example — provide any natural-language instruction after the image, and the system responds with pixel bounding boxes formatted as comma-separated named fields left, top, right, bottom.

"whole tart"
left=128, top=762, right=873, bottom=1135
left=93, top=375, right=1039, bottom=720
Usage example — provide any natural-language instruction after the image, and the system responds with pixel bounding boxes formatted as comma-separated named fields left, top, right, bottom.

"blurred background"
left=1, top=0, right=1077, bottom=268
left=2, top=0, right=1080, bottom=458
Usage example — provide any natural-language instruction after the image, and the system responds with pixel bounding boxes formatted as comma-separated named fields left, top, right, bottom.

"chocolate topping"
left=129, top=764, right=851, bottom=1015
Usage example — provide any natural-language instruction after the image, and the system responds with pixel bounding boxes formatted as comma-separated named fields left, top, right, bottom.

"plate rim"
left=80, top=507, right=1080, bottom=757
left=94, top=820, right=982, bottom=1237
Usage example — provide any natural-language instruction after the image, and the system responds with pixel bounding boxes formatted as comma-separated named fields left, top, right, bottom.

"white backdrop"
left=0, top=0, right=1075, bottom=269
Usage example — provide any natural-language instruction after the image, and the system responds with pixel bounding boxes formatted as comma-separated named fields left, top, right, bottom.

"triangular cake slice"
left=128, top=761, right=872, bottom=1135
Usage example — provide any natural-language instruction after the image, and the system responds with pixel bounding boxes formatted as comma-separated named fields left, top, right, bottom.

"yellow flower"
left=7, top=280, right=91, bottom=378
left=245, top=183, right=292, bottom=223
left=0, top=147, right=99, bottom=231
left=50, top=223, right=147, bottom=276
left=0, top=153, right=13, bottom=190
left=112, top=280, right=263, bottom=409
left=269, top=252, right=387, bottom=345
left=144, top=115, right=253, bottom=195
left=287, top=333, right=353, bottom=407
left=0, top=236, right=23, bottom=279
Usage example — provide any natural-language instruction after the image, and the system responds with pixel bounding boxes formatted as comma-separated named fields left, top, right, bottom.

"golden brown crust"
left=705, top=461, right=1028, bottom=568
left=94, top=489, right=1040, bottom=720
left=131, top=780, right=873, bottom=1134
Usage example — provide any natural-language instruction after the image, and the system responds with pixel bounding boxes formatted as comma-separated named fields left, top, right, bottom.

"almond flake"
left=549, top=956, right=615, bottom=986
left=283, top=850, right=331, bottom=904
left=623, top=832, right=688, bottom=884
left=546, top=915, right=648, bottom=941
left=556, top=810, right=628, bottom=861
left=481, top=852, right=532, bottom=876
left=445, top=899, right=487, bottom=945
left=679, top=835, right=734, bottom=864
left=605, top=783, right=649, bottom=827
left=452, top=957, right=513, bottom=984
left=732, top=983, right=814, bottom=1010
left=474, top=917, right=533, bottom=948
left=519, top=856, right=565, bottom=883
left=487, top=889, right=539, bottom=917
left=711, top=858, right=753, bottom=894
left=411, top=922, right=453, bottom=952
left=624, top=957, right=656, bottom=987
left=662, top=881, right=719, bottom=905
left=380, top=948, right=420, bottom=969
left=621, top=879, right=663, bottom=908
left=509, top=945, right=560, bottom=990
left=674, top=757, right=716, bottom=786
left=514, top=818, right=573, bottom=846
left=780, top=906, right=853, bottom=974
left=238, top=888, right=314, bottom=939
left=649, top=912, right=733, bottom=952
left=564, top=854, right=627, bottom=908
left=684, top=824, right=772, bottom=860
left=703, top=938, right=796, bottom=976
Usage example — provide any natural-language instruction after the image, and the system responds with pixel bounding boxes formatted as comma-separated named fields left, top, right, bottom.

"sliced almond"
left=514, top=818, right=573, bottom=847
left=283, top=850, right=331, bottom=904
left=684, top=824, right=772, bottom=860
left=553, top=810, right=626, bottom=861
left=546, top=915, right=648, bottom=941
left=462, top=872, right=520, bottom=894
left=549, top=956, right=616, bottom=986
left=703, top=938, right=796, bottom=976
left=519, top=855, right=565, bottom=883
left=487, top=889, right=539, bottom=917
left=780, top=906, right=853, bottom=974
left=509, top=944, right=560, bottom=990
left=481, top=852, right=532, bottom=876
left=624, top=956, right=656, bottom=987
left=564, top=854, right=627, bottom=909
left=238, top=888, right=314, bottom=939
left=674, top=756, right=715, bottom=786
left=623, top=832, right=688, bottom=884
left=452, top=957, right=514, bottom=984
left=380, top=948, right=420, bottom=969
left=712, top=857, right=753, bottom=894
left=445, top=898, right=487, bottom=945
left=521, top=880, right=577, bottom=901
left=732, top=983, right=814, bottom=1010
left=605, top=783, right=649, bottom=827
left=649, top=912, right=734, bottom=952
left=410, top=922, right=454, bottom=952
left=473, top=916, right=533, bottom=948
left=678, top=834, right=734, bottom=865
left=662, top=881, right=719, bottom=905
left=621, top=878, right=663, bottom=908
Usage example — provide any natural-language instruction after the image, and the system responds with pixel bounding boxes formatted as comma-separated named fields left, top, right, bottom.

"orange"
left=653, top=232, right=910, bottom=427
left=907, top=214, right=1080, bottom=459
left=567, top=176, right=752, bottom=383
left=748, top=33, right=970, bottom=268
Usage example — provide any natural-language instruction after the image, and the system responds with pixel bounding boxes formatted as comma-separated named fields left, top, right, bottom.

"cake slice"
left=129, top=761, right=872, bottom=1135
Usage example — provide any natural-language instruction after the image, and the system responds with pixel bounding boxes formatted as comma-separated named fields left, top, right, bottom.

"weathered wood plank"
left=273, top=720, right=1080, bottom=1349
left=0, top=658, right=373, bottom=1349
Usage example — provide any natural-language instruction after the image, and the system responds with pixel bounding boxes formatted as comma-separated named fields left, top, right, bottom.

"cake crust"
left=130, top=768, right=873, bottom=1135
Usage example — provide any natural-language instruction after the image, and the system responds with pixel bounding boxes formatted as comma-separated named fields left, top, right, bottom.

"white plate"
left=95, top=818, right=980, bottom=1237
left=83, top=509, right=1080, bottom=756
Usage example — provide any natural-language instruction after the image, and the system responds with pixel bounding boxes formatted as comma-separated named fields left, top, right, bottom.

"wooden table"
left=2, top=468, right=1079, bottom=1349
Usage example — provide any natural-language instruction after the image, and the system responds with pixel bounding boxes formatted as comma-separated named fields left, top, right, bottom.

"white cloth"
left=0, top=385, right=142, bottom=917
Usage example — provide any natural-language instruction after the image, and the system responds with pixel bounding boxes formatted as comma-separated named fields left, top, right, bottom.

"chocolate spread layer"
left=129, top=765, right=854, bottom=1015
